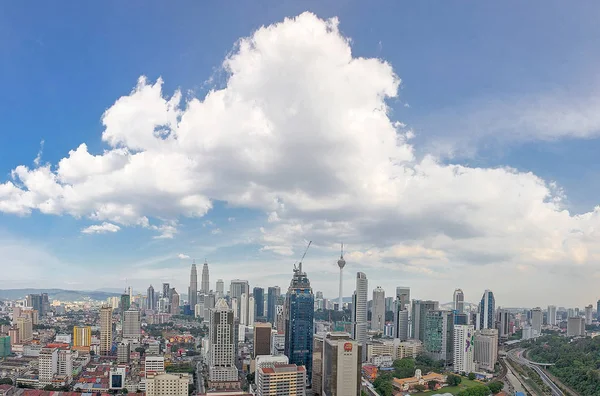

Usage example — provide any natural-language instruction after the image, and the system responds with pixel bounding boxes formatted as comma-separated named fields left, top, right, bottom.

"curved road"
left=508, top=348, right=564, bottom=396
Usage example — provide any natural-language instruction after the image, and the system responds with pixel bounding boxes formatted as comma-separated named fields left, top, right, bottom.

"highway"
left=508, top=348, right=564, bottom=396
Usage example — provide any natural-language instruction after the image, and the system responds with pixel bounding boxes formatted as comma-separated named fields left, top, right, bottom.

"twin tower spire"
left=189, top=260, right=210, bottom=308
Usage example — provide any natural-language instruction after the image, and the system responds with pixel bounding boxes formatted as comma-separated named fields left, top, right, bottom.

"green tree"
left=446, top=373, right=462, bottom=386
left=457, top=384, right=491, bottom=396
left=0, top=378, right=12, bottom=385
left=246, top=372, right=255, bottom=384
left=468, top=372, right=476, bottom=380
left=135, top=346, right=145, bottom=356
left=488, top=381, right=504, bottom=394
left=121, top=389, right=129, bottom=394
left=428, top=380, right=437, bottom=390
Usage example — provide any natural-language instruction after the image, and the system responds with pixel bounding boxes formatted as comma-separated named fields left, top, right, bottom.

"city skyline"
left=3, top=4, right=600, bottom=307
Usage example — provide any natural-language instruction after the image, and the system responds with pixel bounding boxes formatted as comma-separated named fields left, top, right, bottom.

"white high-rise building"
left=208, top=299, right=238, bottom=382
left=248, top=295, right=255, bottom=325
left=145, top=355, right=165, bottom=375
left=453, top=289, right=465, bottom=314
left=39, top=347, right=58, bottom=385
left=496, top=309, right=510, bottom=339
left=241, top=292, right=249, bottom=325
left=57, top=349, right=73, bottom=380
left=146, top=372, right=189, bottom=396
left=585, top=304, right=593, bottom=325
left=453, top=325, right=475, bottom=374
left=216, top=279, right=224, bottom=298
left=337, top=244, right=346, bottom=312
left=189, top=263, right=198, bottom=309
left=531, top=307, right=543, bottom=336
left=351, top=272, right=368, bottom=362
left=474, top=328, right=498, bottom=372
left=372, top=287, right=385, bottom=332
left=230, top=280, right=249, bottom=323
left=567, top=317, right=585, bottom=337
left=548, top=305, right=557, bottom=326
left=201, top=261, right=210, bottom=294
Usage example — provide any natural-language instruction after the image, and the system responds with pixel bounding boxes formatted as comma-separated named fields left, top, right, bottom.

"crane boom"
left=298, top=240, right=312, bottom=273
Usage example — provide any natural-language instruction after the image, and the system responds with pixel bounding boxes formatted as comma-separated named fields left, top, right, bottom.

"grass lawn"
left=412, top=378, right=483, bottom=395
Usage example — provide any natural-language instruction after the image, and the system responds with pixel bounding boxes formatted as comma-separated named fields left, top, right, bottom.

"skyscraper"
left=496, top=309, right=510, bottom=339
left=256, top=364, right=307, bottom=396
left=123, top=308, right=141, bottom=341
left=474, top=328, right=498, bottom=372
left=253, top=322, right=272, bottom=357
left=208, top=299, right=237, bottom=382
left=547, top=305, right=557, bottom=326
left=351, top=272, right=368, bottom=362
left=231, top=280, right=249, bottom=323
left=216, top=279, right=224, bottom=298
left=284, top=259, right=315, bottom=384
left=585, top=304, right=593, bottom=325
left=201, top=260, right=210, bottom=294
left=394, top=287, right=411, bottom=341
left=453, top=289, right=465, bottom=314
left=100, top=306, right=113, bottom=356
left=337, top=244, right=346, bottom=311
left=322, top=333, right=362, bottom=396
left=396, top=287, right=410, bottom=310
left=531, top=307, right=542, bottom=335
left=162, top=283, right=171, bottom=313
left=424, top=310, right=454, bottom=365
left=567, top=317, right=585, bottom=337
left=372, top=286, right=385, bottom=332
left=170, top=289, right=180, bottom=315
left=411, top=300, right=439, bottom=341
left=189, top=263, right=198, bottom=309
left=73, top=326, right=91, bottom=348
left=254, top=287, right=265, bottom=320
left=453, top=324, right=475, bottom=374
left=267, top=286, right=280, bottom=324
left=479, top=290, right=495, bottom=330
left=147, top=285, right=156, bottom=311
left=241, top=293, right=249, bottom=326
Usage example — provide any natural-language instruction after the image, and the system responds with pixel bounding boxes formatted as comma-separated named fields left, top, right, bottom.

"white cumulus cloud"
left=177, top=253, right=190, bottom=259
left=81, top=222, right=121, bottom=234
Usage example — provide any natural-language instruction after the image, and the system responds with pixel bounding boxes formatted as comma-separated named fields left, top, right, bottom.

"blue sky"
left=1, top=2, right=600, bottom=307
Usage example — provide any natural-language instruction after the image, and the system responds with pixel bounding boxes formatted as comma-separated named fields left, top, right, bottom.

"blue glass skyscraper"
left=267, top=286, right=280, bottom=324
left=479, top=289, right=495, bottom=329
left=253, top=287, right=265, bottom=319
left=284, top=264, right=314, bottom=385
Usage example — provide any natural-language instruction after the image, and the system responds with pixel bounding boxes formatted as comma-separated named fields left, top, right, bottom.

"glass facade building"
left=284, top=266, right=314, bottom=385
left=254, top=287, right=265, bottom=319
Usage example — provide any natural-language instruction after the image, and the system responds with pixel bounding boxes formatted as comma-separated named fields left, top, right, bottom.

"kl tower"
left=337, top=243, right=346, bottom=311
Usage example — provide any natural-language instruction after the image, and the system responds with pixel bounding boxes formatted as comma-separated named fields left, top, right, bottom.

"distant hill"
left=0, top=288, right=121, bottom=302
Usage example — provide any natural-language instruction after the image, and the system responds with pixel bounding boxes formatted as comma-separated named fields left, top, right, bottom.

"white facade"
left=255, top=354, right=288, bottom=370
left=123, top=309, right=141, bottom=341
left=548, top=305, right=557, bottom=326
left=371, top=287, right=385, bottom=332
left=453, top=289, right=465, bottom=313
left=453, top=325, right=475, bottom=374
left=367, top=339, right=423, bottom=361
left=209, top=299, right=238, bottom=382
left=256, top=365, right=306, bottom=396
left=323, top=336, right=361, bottom=396
left=145, top=355, right=165, bottom=374
left=39, top=347, right=58, bottom=385
left=352, top=272, right=368, bottom=362
left=531, top=308, right=543, bottom=336
left=146, top=372, right=189, bottom=396
left=474, top=328, right=498, bottom=372
left=248, top=296, right=255, bottom=325
left=57, top=349, right=73, bottom=380
left=567, top=317, right=585, bottom=337
left=585, top=305, right=593, bottom=325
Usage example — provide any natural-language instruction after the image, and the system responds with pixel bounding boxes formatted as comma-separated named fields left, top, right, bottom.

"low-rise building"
left=146, top=372, right=189, bottom=396
left=256, top=364, right=306, bottom=396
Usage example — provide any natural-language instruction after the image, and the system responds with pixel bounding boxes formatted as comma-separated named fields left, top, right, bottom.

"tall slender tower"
left=189, top=262, right=198, bottom=309
left=201, top=261, right=210, bottom=294
left=479, top=290, right=495, bottom=330
left=372, top=286, right=385, bottom=332
left=352, top=272, right=368, bottom=362
left=453, top=289, right=465, bottom=314
left=284, top=246, right=315, bottom=384
left=100, top=306, right=113, bottom=356
left=337, top=243, right=346, bottom=311
left=147, top=285, right=155, bottom=311
left=209, top=299, right=237, bottom=382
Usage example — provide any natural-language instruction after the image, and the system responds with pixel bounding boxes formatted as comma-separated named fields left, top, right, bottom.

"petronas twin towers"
left=189, top=260, right=210, bottom=308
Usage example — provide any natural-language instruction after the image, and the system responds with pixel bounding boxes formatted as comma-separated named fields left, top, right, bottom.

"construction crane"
left=296, top=240, right=312, bottom=274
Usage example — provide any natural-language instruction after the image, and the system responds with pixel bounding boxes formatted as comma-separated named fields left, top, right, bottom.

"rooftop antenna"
left=298, top=240, right=312, bottom=274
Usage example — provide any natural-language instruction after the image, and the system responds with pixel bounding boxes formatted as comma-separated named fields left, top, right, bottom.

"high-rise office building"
left=241, top=293, right=249, bottom=326
left=352, top=272, right=368, bottom=362
left=396, top=287, right=410, bottom=310
left=123, top=309, right=141, bottom=340
left=26, top=294, right=43, bottom=316
left=100, top=306, right=113, bottom=355
left=120, top=293, right=131, bottom=313
left=189, top=263, right=198, bottom=309
left=337, top=244, right=346, bottom=312
left=0, top=336, right=11, bottom=357
left=216, top=279, right=224, bottom=298
left=496, top=309, right=510, bottom=339
left=424, top=310, right=454, bottom=365
left=201, top=261, right=210, bottom=294
left=38, top=347, right=58, bottom=386
left=16, top=316, right=33, bottom=343
left=249, top=295, right=255, bottom=324
left=411, top=300, right=439, bottom=341
left=73, top=326, right=91, bottom=348
left=267, top=286, right=281, bottom=324
left=208, top=299, right=238, bottom=382
left=284, top=260, right=315, bottom=384
left=585, top=304, right=593, bottom=325
left=531, top=307, right=543, bottom=336
left=254, top=287, right=265, bottom=319
left=474, top=328, right=498, bottom=372
left=254, top=322, right=272, bottom=357
left=567, top=317, right=585, bottom=337
left=547, top=305, right=557, bottom=326
left=117, top=342, right=131, bottom=364
left=147, top=285, right=156, bottom=311
left=372, top=286, right=385, bottom=332
left=57, top=349, right=73, bottom=380
left=453, top=289, right=465, bottom=314
left=170, top=289, right=180, bottom=315
left=385, top=296, right=394, bottom=312
left=256, top=364, right=307, bottom=396
left=479, top=290, right=495, bottom=330
left=394, top=309, right=409, bottom=341
left=231, top=280, right=250, bottom=324
left=312, top=334, right=324, bottom=395
left=322, top=332, right=361, bottom=396
left=453, top=325, right=474, bottom=374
